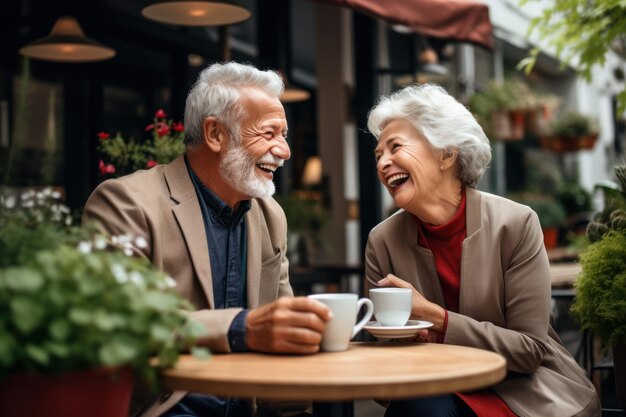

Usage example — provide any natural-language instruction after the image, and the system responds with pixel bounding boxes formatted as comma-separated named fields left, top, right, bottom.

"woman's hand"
left=377, top=274, right=446, bottom=333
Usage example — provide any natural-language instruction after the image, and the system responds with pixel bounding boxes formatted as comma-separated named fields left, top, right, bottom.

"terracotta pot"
left=578, top=133, right=599, bottom=150
left=542, top=227, right=559, bottom=249
left=508, top=110, right=526, bottom=140
left=526, top=108, right=552, bottom=136
left=540, top=134, right=599, bottom=153
left=614, top=342, right=626, bottom=403
left=490, top=111, right=513, bottom=141
left=0, top=366, right=133, bottom=417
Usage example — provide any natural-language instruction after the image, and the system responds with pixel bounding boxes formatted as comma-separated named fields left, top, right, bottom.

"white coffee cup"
left=308, top=293, right=374, bottom=352
left=369, top=288, right=412, bottom=327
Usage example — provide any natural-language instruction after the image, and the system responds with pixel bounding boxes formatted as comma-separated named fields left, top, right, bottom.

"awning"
left=312, top=0, right=494, bottom=50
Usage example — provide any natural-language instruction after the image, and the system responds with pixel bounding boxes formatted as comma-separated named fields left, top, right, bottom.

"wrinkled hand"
left=245, top=296, right=332, bottom=354
left=377, top=274, right=446, bottom=332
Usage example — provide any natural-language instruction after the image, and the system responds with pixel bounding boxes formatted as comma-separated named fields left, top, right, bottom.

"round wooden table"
left=162, top=342, right=507, bottom=401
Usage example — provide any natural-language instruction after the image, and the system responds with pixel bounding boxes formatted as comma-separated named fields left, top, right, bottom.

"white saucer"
left=364, top=320, right=433, bottom=339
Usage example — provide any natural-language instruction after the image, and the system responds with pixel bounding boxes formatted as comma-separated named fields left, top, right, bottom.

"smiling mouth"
left=256, top=163, right=278, bottom=174
left=387, top=174, right=409, bottom=188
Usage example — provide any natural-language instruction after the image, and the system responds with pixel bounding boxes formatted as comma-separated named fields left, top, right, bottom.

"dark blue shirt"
left=186, top=159, right=250, bottom=352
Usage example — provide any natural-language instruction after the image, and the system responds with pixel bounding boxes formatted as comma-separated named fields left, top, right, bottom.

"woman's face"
left=374, top=119, right=443, bottom=211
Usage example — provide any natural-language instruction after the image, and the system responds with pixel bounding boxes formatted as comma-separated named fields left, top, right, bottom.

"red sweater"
left=415, top=190, right=516, bottom=417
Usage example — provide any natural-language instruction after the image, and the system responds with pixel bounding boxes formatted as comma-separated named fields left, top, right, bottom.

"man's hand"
left=245, top=296, right=332, bottom=354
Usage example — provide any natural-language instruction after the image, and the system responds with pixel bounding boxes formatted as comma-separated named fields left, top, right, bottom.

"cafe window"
left=2, top=60, right=64, bottom=186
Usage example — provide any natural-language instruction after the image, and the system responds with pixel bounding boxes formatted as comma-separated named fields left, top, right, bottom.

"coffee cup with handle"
left=369, top=287, right=412, bottom=327
left=308, top=293, right=374, bottom=352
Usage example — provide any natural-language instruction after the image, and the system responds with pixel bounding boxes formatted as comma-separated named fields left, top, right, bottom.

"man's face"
left=220, top=87, right=290, bottom=199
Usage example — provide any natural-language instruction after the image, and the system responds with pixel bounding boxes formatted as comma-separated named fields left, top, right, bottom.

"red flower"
left=146, top=160, right=158, bottom=168
left=157, top=124, right=170, bottom=137
left=97, top=132, right=110, bottom=140
left=173, top=122, right=184, bottom=132
left=145, top=124, right=154, bottom=131
left=99, top=160, right=116, bottom=175
left=155, top=109, right=167, bottom=119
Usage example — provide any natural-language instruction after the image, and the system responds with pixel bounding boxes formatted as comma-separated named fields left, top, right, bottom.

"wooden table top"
left=162, top=342, right=507, bottom=401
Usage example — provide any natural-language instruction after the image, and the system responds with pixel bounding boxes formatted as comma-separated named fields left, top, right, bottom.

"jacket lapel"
left=246, top=201, right=261, bottom=309
left=460, top=188, right=482, bottom=313
left=165, top=156, right=215, bottom=308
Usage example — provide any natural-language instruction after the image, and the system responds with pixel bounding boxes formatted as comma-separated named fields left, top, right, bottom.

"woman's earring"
left=440, top=165, right=444, bottom=171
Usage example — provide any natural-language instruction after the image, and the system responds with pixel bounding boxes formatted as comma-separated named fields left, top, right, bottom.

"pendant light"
left=19, top=16, right=115, bottom=63
left=280, top=82, right=311, bottom=103
left=142, top=1, right=250, bottom=26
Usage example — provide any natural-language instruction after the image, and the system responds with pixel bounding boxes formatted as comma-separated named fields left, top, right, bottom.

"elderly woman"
left=365, top=84, right=600, bottom=417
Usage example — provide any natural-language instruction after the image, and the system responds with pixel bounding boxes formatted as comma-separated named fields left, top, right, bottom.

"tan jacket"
left=365, top=188, right=600, bottom=417
left=83, top=155, right=295, bottom=417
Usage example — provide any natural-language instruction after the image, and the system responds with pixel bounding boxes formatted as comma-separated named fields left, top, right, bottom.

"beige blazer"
left=83, top=155, right=294, bottom=417
left=365, top=188, right=600, bottom=417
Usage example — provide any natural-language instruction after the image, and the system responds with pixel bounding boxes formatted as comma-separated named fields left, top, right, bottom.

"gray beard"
left=220, top=143, right=276, bottom=199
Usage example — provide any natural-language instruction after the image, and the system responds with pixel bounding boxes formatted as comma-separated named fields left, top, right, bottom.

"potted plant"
left=469, top=79, right=537, bottom=141
left=275, top=193, right=330, bottom=266
left=511, top=193, right=566, bottom=248
left=572, top=164, right=626, bottom=402
left=541, top=111, right=599, bottom=153
left=0, top=189, right=207, bottom=417
left=527, top=93, right=561, bottom=136
left=98, top=109, right=185, bottom=177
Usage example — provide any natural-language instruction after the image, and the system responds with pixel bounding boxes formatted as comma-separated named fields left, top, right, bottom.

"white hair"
left=184, top=62, right=284, bottom=148
left=367, top=84, right=492, bottom=187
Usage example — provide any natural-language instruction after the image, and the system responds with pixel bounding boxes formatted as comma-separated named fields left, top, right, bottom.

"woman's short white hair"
left=184, top=62, right=284, bottom=148
left=367, top=84, right=492, bottom=187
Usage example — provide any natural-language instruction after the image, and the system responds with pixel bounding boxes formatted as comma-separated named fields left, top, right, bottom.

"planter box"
left=539, top=134, right=599, bottom=153
left=0, top=366, right=133, bottom=417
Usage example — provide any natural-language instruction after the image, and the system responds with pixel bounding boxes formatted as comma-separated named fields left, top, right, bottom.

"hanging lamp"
left=19, top=16, right=115, bottom=63
left=142, top=1, right=250, bottom=26
left=279, top=72, right=310, bottom=103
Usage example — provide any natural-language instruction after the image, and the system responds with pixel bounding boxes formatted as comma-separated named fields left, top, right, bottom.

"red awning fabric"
left=313, top=0, right=494, bottom=50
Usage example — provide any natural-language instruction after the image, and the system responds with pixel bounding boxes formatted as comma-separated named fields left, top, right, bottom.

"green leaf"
left=191, top=347, right=211, bottom=360
left=69, top=307, right=93, bottom=325
left=25, top=344, right=49, bottom=365
left=93, top=310, right=125, bottom=331
left=143, top=292, right=179, bottom=311
left=10, top=297, right=45, bottom=334
left=46, top=341, right=70, bottom=358
left=3, top=267, right=44, bottom=291
left=99, top=337, right=139, bottom=366
left=49, top=319, right=71, bottom=341
left=150, top=323, right=174, bottom=342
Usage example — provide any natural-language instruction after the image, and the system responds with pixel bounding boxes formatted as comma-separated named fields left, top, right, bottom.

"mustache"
left=256, top=153, right=284, bottom=167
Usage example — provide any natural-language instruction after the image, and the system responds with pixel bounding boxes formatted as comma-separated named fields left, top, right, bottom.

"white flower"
left=123, top=247, right=133, bottom=257
left=21, top=190, right=35, bottom=200
left=4, top=195, right=16, bottom=208
left=111, top=264, right=129, bottom=283
left=77, top=241, right=92, bottom=254
left=65, top=216, right=72, bottom=226
left=43, top=187, right=53, bottom=197
left=51, top=190, right=61, bottom=199
left=118, top=235, right=132, bottom=244
left=130, top=271, right=145, bottom=286
left=134, top=236, right=148, bottom=249
left=22, top=200, right=34, bottom=208
left=94, top=236, right=108, bottom=250
left=165, top=276, right=177, bottom=288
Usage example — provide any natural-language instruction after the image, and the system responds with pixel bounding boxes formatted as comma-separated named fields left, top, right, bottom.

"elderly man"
left=83, top=62, right=331, bottom=417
